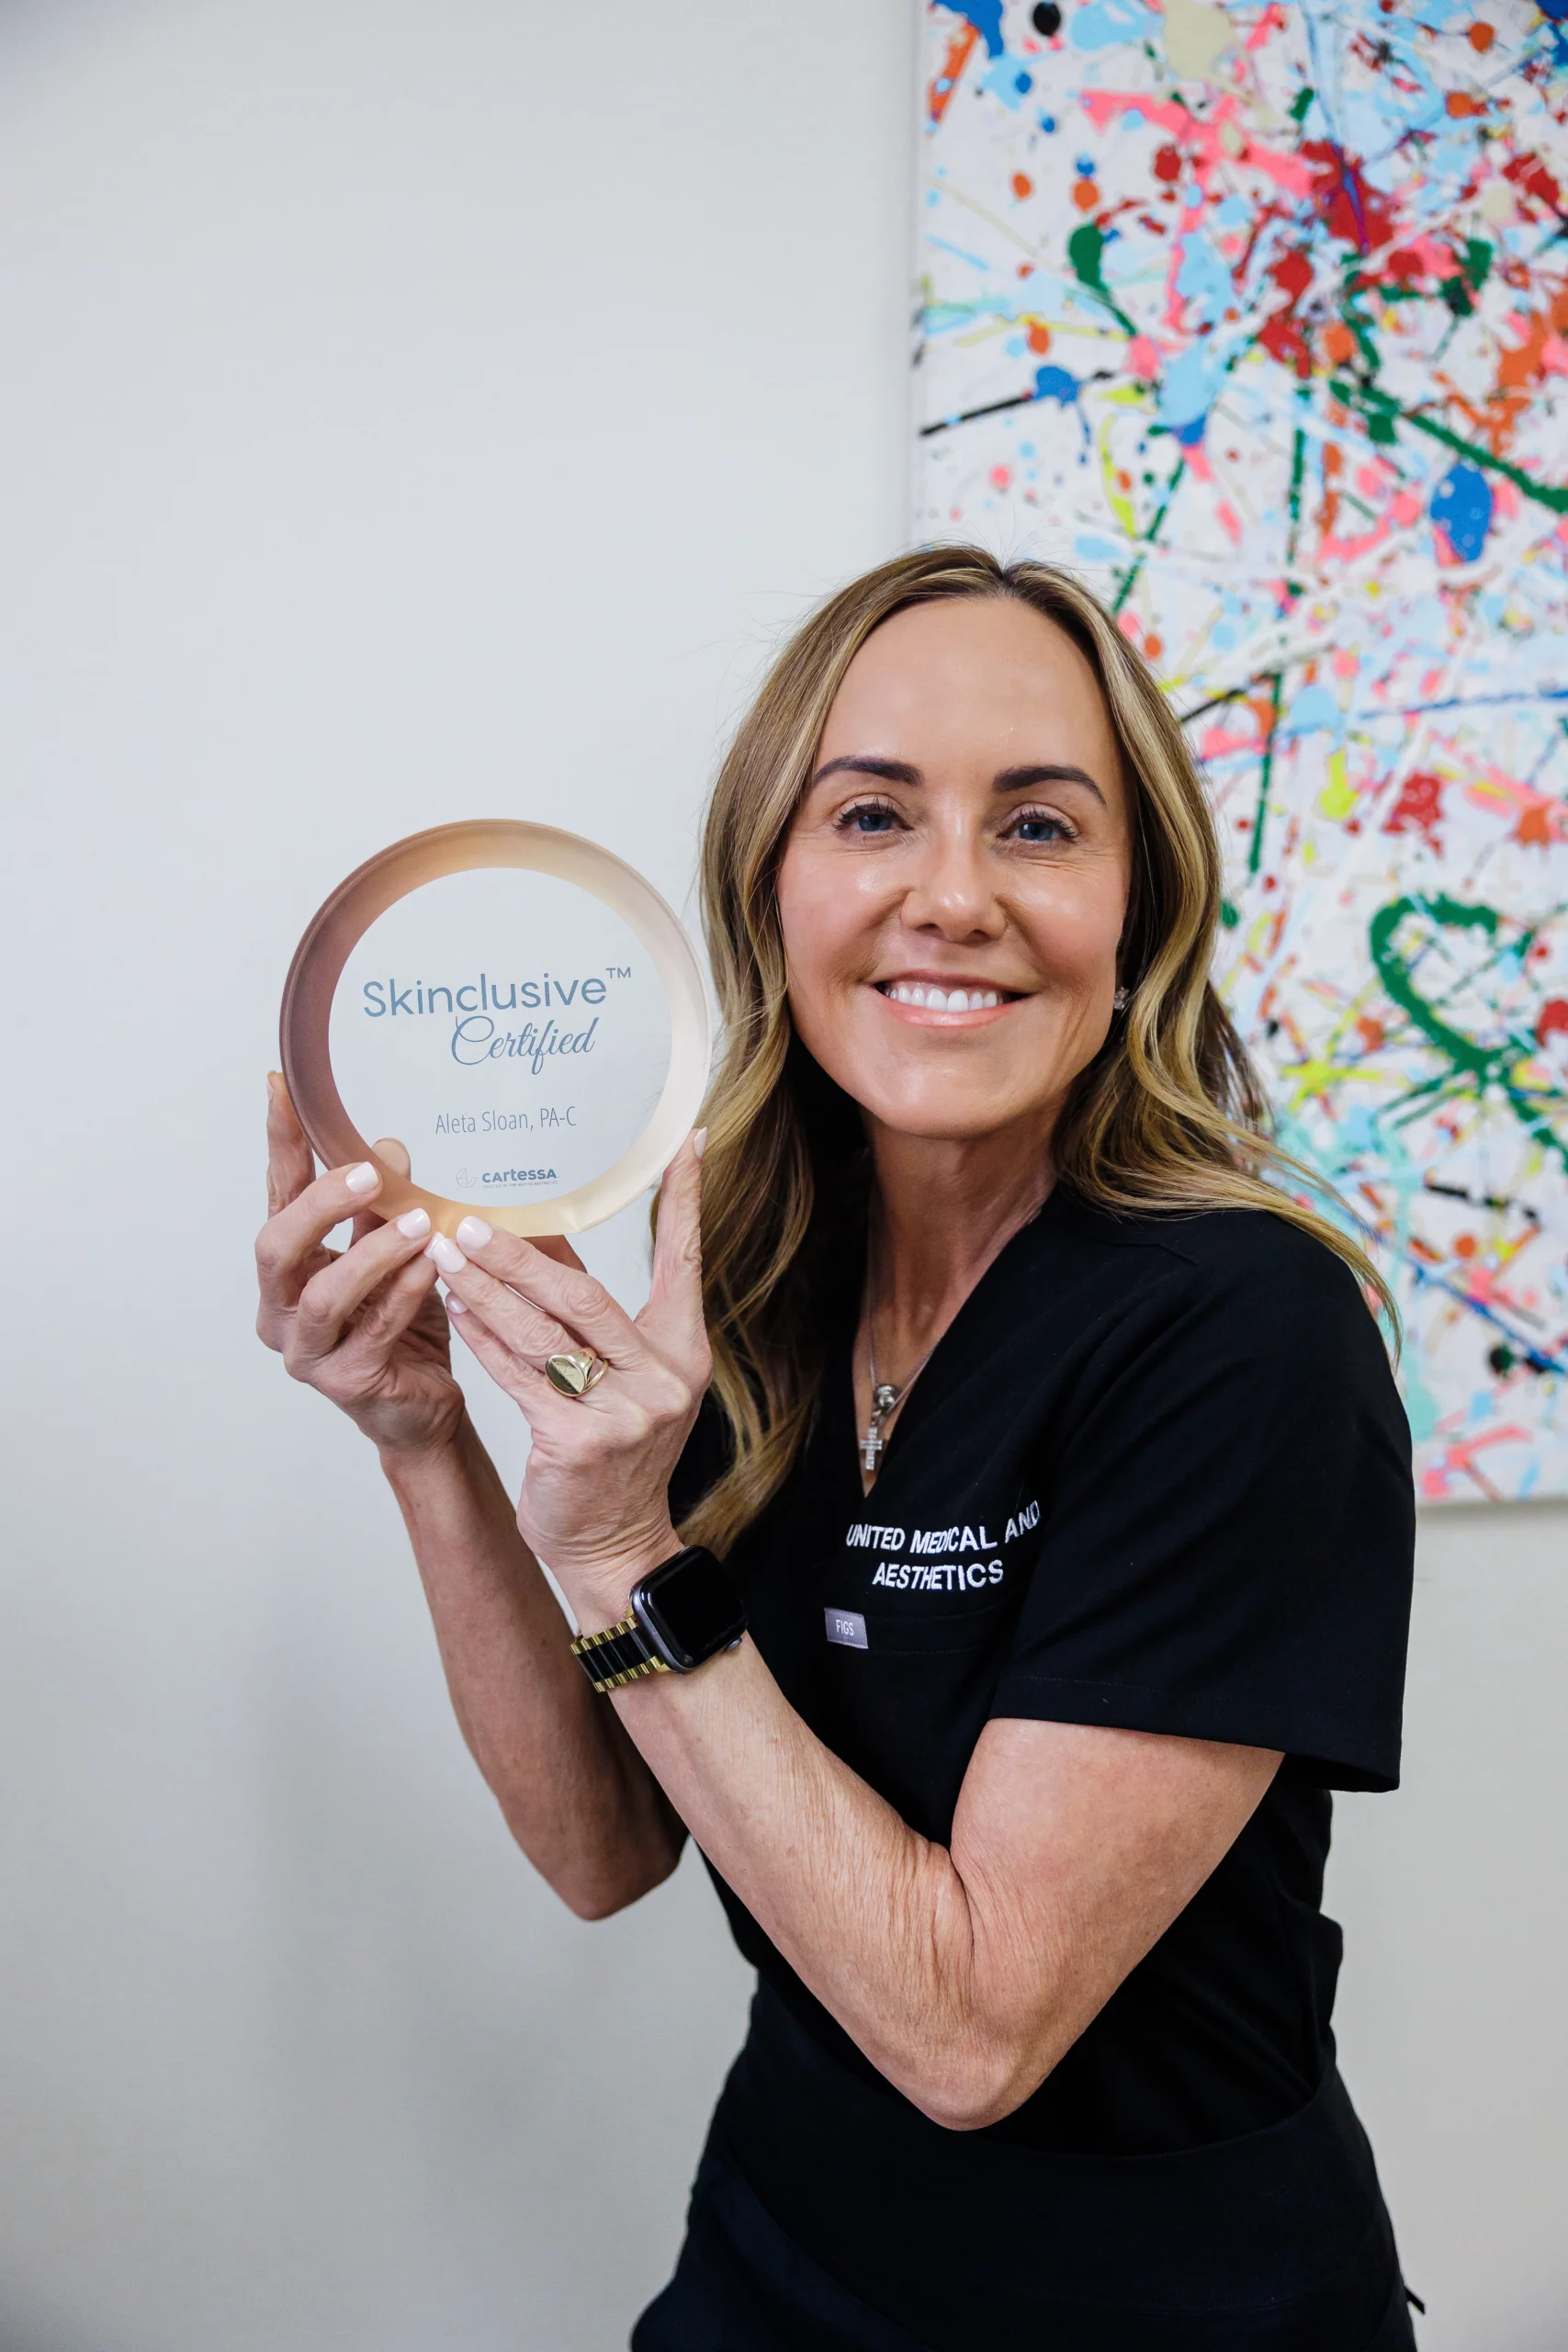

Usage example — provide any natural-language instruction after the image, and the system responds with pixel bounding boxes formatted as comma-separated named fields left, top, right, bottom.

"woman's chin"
left=856, top=1091, right=1060, bottom=1148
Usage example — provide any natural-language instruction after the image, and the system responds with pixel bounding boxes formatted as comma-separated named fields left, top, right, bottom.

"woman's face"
left=775, top=596, right=1133, bottom=1149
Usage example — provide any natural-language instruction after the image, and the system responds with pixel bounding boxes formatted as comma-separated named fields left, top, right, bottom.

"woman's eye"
left=837, top=800, right=902, bottom=835
left=1010, top=810, right=1073, bottom=844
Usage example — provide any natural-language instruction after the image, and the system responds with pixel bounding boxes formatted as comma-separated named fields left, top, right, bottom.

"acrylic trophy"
left=279, top=820, right=710, bottom=1235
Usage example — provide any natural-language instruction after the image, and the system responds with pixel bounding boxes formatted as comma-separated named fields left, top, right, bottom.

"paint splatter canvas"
left=917, top=0, right=1568, bottom=1500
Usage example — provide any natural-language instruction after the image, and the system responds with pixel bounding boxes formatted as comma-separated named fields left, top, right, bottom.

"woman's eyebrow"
left=994, top=762, right=1106, bottom=805
left=811, top=752, right=1107, bottom=805
left=810, top=754, right=923, bottom=788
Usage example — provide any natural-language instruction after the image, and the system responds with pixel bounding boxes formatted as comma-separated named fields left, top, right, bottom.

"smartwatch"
left=570, top=1546, right=747, bottom=1694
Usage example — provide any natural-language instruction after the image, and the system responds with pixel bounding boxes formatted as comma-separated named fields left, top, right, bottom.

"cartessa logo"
left=480, top=1167, right=558, bottom=1187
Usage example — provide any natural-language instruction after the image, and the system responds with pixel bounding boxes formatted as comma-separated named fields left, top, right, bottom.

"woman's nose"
left=899, top=830, right=1005, bottom=941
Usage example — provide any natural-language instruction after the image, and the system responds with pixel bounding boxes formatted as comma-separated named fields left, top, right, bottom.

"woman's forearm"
left=381, top=1419, right=686, bottom=1917
left=613, top=1636, right=1011, bottom=2123
left=612, top=1636, right=1274, bottom=2132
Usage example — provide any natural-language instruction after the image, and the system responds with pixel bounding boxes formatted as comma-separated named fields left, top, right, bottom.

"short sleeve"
left=989, top=1217, right=1415, bottom=1791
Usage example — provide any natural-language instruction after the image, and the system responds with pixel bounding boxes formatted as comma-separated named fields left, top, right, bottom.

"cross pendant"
left=860, top=1421, right=884, bottom=1476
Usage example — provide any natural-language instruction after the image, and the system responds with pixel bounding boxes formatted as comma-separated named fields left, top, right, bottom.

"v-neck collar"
left=840, top=1184, right=1067, bottom=1496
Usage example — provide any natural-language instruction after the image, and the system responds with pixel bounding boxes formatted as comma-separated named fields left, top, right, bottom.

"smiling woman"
left=687, top=549, right=1393, bottom=1556
left=255, top=547, right=1418, bottom=2352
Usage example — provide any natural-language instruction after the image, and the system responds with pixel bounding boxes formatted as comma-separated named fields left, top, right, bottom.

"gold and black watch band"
left=570, top=1611, right=671, bottom=1695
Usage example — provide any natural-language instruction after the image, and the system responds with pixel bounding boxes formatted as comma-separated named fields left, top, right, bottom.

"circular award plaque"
left=279, top=820, right=711, bottom=1235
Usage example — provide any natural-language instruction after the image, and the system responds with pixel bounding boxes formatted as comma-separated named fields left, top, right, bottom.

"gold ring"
left=545, top=1351, right=608, bottom=1399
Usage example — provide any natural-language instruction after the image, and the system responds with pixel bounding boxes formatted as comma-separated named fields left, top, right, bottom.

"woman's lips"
left=874, top=978, right=1022, bottom=1025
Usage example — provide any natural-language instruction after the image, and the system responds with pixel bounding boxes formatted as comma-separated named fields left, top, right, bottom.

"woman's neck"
left=864, top=1121, right=1055, bottom=1377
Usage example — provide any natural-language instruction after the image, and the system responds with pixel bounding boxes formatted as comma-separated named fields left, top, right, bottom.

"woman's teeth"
left=883, top=981, right=1004, bottom=1012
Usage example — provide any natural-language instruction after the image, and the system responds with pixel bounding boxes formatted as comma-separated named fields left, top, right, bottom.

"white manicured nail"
left=455, top=1216, right=491, bottom=1251
left=345, top=1162, right=378, bottom=1194
left=446, top=1292, right=468, bottom=1314
left=693, top=1127, right=708, bottom=1160
left=396, top=1208, right=431, bottom=1239
left=424, top=1233, right=467, bottom=1274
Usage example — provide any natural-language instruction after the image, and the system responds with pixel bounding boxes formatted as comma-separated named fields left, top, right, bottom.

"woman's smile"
left=874, top=972, right=1024, bottom=1024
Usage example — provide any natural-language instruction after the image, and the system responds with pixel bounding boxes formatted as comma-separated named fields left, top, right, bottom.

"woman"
left=256, top=548, right=1417, bottom=2349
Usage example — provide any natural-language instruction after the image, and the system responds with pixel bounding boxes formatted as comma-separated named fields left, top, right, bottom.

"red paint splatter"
left=1303, top=141, right=1396, bottom=253
left=1504, top=152, right=1562, bottom=212
left=1382, top=770, right=1446, bottom=849
left=1538, top=999, right=1568, bottom=1043
left=1270, top=247, right=1313, bottom=300
left=1469, top=19, right=1495, bottom=49
left=1027, top=321, right=1052, bottom=354
left=1153, top=142, right=1182, bottom=184
left=1258, top=307, right=1313, bottom=378
left=1012, top=172, right=1034, bottom=200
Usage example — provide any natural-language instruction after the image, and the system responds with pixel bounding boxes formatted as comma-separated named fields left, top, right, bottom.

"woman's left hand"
left=428, top=1135, right=710, bottom=1629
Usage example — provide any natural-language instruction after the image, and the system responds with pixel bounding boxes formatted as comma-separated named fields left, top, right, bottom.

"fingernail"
left=397, top=1207, right=431, bottom=1239
left=455, top=1216, right=492, bottom=1251
left=424, top=1232, right=468, bottom=1274
left=693, top=1126, right=708, bottom=1160
left=446, top=1293, right=468, bottom=1314
left=345, top=1162, right=379, bottom=1194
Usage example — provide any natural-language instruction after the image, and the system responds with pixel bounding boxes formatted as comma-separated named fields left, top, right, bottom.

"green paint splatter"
left=1462, top=238, right=1493, bottom=292
left=1370, top=895, right=1568, bottom=1173
left=1285, top=401, right=1308, bottom=601
left=1248, top=671, right=1283, bottom=877
left=1112, top=456, right=1187, bottom=613
left=1067, top=221, right=1135, bottom=335
left=1332, top=379, right=1568, bottom=514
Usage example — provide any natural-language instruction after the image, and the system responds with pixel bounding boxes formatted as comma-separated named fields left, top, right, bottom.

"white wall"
left=0, top=6, right=1562, bottom=2350
left=0, top=6, right=912, bottom=2347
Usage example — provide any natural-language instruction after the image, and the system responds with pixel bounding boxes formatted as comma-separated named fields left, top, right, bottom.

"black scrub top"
left=668, top=1189, right=1416, bottom=2345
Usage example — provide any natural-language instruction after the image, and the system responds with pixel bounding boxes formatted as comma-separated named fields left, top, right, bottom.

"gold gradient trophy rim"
left=279, top=820, right=710, bottom=1237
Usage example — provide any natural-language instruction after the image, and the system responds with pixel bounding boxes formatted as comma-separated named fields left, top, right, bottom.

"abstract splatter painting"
left=918, top=0, right=1568, bottom=1498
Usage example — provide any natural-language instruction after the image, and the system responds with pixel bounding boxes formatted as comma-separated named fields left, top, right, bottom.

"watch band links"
left=570, top=1611, right=671, bottom=1695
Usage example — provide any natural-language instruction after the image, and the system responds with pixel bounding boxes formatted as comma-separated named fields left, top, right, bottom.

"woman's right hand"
left=255, top=1074, right=465, bottom=1459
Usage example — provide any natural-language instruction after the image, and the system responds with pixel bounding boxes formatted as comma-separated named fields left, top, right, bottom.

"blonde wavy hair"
left=677, top=546, right=1393, bottom=1555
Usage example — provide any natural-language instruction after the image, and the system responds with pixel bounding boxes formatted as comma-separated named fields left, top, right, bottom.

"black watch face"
left=635, top=1550, right=746, bottom=1671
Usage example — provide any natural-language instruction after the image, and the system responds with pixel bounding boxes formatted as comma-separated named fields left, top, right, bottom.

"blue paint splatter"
left=1282, top=683, right=1342, bottom=737
left=1071, top=0, right=1162, bottom=49
left=1034, top=364, right=1091, bottom=447
left=979, top=53, right=1031, bottom=107
left=1157, top=340, right=1224, bottom=432
left=1035, top=364, right=1080, bottom=404
left=929, top=234, right=991, bottom=271
left=1430, top=463, right=1494, bottom=561
left=1175, top=232, right=1234, bottom=327
left=949, top=1, right=1005, bottom=53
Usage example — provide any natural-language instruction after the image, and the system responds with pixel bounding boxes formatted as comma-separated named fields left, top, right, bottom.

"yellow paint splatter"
left=1318, top=750, right=1355, bottom=820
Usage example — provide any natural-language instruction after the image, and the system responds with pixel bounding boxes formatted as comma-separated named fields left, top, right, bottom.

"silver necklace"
left=860, top=1242, right=937, bottom=1480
